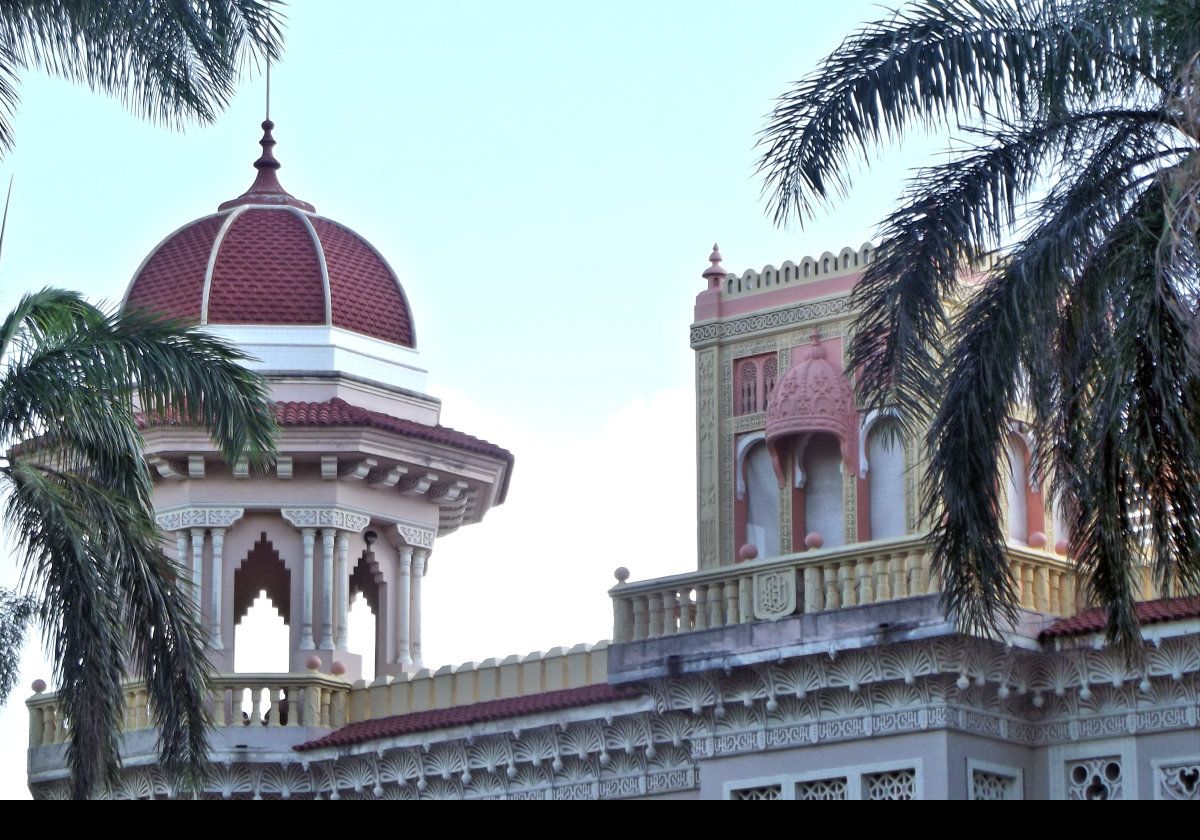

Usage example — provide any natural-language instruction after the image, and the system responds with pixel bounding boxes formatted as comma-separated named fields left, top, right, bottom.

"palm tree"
left=757, top=0, right=1200, bottom=652
left=0, top=1, right=282, bottom=798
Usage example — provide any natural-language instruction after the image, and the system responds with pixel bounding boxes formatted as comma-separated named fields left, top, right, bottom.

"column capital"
left=156, top=506, right=244, bottom=531
left=281, top=507, right=370, bottom=533
left=385, top=523, right=435, bottom=550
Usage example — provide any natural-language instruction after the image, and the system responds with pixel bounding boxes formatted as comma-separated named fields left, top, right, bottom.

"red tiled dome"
left=123, top=121, right=415, bottom=348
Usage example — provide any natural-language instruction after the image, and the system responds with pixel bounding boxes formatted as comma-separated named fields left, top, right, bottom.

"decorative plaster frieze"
left=398, top=472, right=438, bottom=497
left=147, top=456, right=186, bottom=481
left=367, top=465, right=407, bottom=487
left=338, top=458, right=377, bottom=481
left=690, top=296, right=851, bottom=347
left=154, top=507, right=244, bottom=531
left=388, top=523, right=436, bottom=549
left=281, top=508, right=371, bottom=533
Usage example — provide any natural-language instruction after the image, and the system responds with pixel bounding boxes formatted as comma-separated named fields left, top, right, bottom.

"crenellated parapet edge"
left=716, top=243, right=876, bottom=300
left=349, top=642, right=610, bottom=721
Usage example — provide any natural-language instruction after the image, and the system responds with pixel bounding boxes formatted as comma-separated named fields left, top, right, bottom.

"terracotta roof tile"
left=313, top=217, right=413, bottom=346
left=295, top=684, right=640, bottom=752
left=1040, top=595, right=1200, bottom=639
left=208, top=209, right=326, bottom=326
left=124, top=215, right=223, bottom=322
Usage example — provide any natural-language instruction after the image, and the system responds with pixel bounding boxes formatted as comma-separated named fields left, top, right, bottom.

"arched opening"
left=867, top=419, right=906, bottom=540
left=1006, top=434, right=1030, bottom=544
left=744, top=441, right=780, bottom=559
left=233, top=534, right=291, bottom=674
left=804, top=433, right=845, bottom=548
left=348, top=552, right=385, bottom=681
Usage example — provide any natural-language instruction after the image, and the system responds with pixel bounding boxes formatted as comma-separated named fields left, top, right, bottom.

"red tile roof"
left=124, top=208, right=416, bottom=348
left=1040, top=595, right=1200, bottom=639
left=295, top=684, right=641, bottom=752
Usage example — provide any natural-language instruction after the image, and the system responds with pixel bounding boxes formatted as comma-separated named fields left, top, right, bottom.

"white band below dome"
left=203, top=324, right=428, bottom=393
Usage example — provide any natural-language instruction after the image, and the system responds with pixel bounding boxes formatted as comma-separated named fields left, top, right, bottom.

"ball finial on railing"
left=330, top=661, right=347, bottom=677
left=305, top=655, right=322, bottom=672
left=31, top=679, right=46, bottom=694
left=737, top=544, right=758, bottom=563
left=1054, top=538, right=1069, bottom=556
left=613, top=567, right=630, bottom=584
left=1028, top=531, right=1047, bottom=549
left=804, top=532, right=824, bottom=550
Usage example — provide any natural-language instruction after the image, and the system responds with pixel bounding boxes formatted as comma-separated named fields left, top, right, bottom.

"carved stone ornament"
left=753, top=568, right=797, bottom=621
left=281, top=508, right=371, bottom=533
left=154, top=507, right=245, bottom=531
left=391, top=523, right=436, bottom=549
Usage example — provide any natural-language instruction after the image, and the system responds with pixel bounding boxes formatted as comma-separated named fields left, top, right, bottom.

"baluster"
left=724, top=580, right=739, bottom=624
left=803, top=567, right=822, bottom=613
left=891, top=553, right=908, bottom=599
left=739, top=575, right=752, bottom=623
left=1034, top=565, right=1050, bottom=612
left=303, top=685, right=320, bottom=728
left=332, top=691, right=346, bottom=727
left=632, top=596, right=649, bottom=640
left=1021, top=563, right=1035, bottom=609
left=320, top=688, right=333, bottom=727
left=211, top=685, right=226, bottom=727
left=135, top=688, right=149, bottom=729
left=874, top=555, right=891, bottom=602
left=29, top=705, right=43, bottom=748
left=694, top=586, right=709, bottom=631
left=840, top=561, right=857, bottom=607
left=663, top=590, right=678, bottom=635
left=1049, top=570, right=1062, bottom=615
left=708, top=582, right=725, bottom=627
left=858, top=558, right=875, bottom=604
left=249, top=687, right=263, bottom=726
left=823, top=564, right=840, bottom=609
left=1063, top=573, right=1077, bottom=616
left=42, top=707, right=56, bottom=745
left=907, top=553, right=926, bottom=595
left=648, top=594, right=664, bottom=638
left=122, top=689, right=135, bottom=730
left=269, top=688, right=282, bottom=727
left=285, top=687, right=299, bottom=727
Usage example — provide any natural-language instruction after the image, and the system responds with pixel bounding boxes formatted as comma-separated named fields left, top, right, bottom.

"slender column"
left=335, top=531, right=350, bottom=651
left=209, top=528, right=225, bottom=649
left=410, top=549, right=428, bottom=667
left=300, top=529, right=316, bottom=650
left=320, top=530, right=335, bottom=650
left=175, top=531, right=195, bottom=607
left=190, top=528, right=206, bottom=617
left=395, top=546, right=413, bottom=666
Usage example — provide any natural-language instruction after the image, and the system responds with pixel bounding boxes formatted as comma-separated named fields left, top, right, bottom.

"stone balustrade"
left=28, top=645, right=611, bottom=750
left=28, top=672, right=352, bottom=747
left=610, top=536, right=1078, bottom=643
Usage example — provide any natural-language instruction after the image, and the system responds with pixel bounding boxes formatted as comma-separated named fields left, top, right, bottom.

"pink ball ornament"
left=804, top=532, right=824, bottom=550
left=305, top=656, right=322, bottom=671
left=1028, top=531, right=1047, bottom=549
left=737, top=544, right=758, bottom=563
left=331, top=661, right=347, bottom=677
left=31, top=679, right=46, bottom=694
left=1054, top=539, right=1069, bottom=556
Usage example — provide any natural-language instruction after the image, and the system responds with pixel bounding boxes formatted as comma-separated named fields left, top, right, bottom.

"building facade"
left=24, top=127, right=1200, bottom=801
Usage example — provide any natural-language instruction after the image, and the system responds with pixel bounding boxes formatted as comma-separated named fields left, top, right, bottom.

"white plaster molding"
left=276, top=455, right=293, bottom=480
left=858, top=408, right=900, bottom=479
left=281, top=508, right=371, bottom=533
left=233, top=457, right=250, bottom=479
left=187, top=455, right=206, bottom=479
left=398, top=472, right=438, bottom=497
left=155, top=507, right=245, bottom=531
left=385, top=523, right=436, bottom=550
left=428, top=480, right=469, bottom=503
left=368, top=465, right=407, bottom=487
left=966, top=758, right=1024, bottom=800
left=338, top=458, right=378, bottom=481
left=147, top=456, right=186, bottom=481
left=1151, top=755, right=1200, bottom=801
left=320, top=455, right=339, bottom=480
left=734, top=432, right=765, bottom=500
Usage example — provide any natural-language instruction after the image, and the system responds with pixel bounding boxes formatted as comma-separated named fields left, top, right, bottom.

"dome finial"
left=218, top=120, right=315, bottom=212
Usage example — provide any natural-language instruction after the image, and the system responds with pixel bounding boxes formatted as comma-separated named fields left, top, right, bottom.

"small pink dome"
left=1028, top=531, right=1047, bottom=549
left=804, top=532, right=824, bottom=550
left=305, top=656, right=322, bottom=671
left=123, top=121, right=415, bottom=348
left=738, top=543, right=759, bottom=562
left=330, top=661, right=347, bottom=676
left=765, top=334, right=857, bottom=473
left=1054, top=539, right=1069, bottom=556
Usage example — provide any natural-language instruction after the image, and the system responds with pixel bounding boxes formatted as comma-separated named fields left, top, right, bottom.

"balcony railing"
left=610, top=536, right=1078, bottom=644
left=28, top=672, right=352, bottom=748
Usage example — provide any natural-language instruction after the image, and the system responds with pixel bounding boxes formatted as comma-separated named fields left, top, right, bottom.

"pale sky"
left=0, top=0, right=935, bottom=798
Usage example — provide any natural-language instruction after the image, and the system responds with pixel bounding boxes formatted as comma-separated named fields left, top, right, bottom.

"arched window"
left=1006, top=434, right=1029, bottom=543
left=739, top=361, right=758, bottom=415
left=762, top=357, right=778, bottom=411
left=867, top=419, right=906, bottom=539
left=744, top=441, right=780, bottom=558
left=804, top=433, right=845, bottom=548
left=232, top=534, right=291, bottom=674
left=348, top=553, right=385, bottom=682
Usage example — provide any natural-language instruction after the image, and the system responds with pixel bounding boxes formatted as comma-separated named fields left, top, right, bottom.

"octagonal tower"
left=124, top=121, right=512, bottom=682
